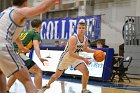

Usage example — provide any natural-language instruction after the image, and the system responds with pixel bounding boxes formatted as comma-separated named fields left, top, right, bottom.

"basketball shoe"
left=40, top=84, right=50, bottom=93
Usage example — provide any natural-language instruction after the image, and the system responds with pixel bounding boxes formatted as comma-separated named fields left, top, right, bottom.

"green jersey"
left=14, top=30, right=41, bottom=50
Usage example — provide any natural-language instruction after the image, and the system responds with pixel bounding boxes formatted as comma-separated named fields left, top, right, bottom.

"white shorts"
left=0, top=43, right=25, bottom=77
left=57, top=52, right=83, bottom=70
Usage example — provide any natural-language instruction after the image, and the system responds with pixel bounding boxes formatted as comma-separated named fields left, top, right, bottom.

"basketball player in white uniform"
left=0, top=0, right=59, bottom=93
left=43, top=22, right=97, bottom=93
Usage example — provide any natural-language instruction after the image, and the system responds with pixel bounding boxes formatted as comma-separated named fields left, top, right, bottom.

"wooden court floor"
left=8, top=75, right=140, bottom=93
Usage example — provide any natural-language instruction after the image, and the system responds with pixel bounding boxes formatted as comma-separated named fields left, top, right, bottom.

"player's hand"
left=18, top=47, right=30, bottom=53
left=93, top=50, right=99, bottom=53
left=39, top=58, right=48, bottom=65
left=83, top=58, right=91, bottom=65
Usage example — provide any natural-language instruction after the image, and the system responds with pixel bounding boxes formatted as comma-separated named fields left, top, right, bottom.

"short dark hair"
left=31, top=19, right=42, bottom=28
left=96, top=40, right=103, bottom=45
left=78, top=21, right=86, bottom=26
left=12, top=0, right=27, bottom=6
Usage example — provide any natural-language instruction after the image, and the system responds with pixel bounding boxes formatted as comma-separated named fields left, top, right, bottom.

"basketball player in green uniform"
left=7, top=19, right=47, bottom=91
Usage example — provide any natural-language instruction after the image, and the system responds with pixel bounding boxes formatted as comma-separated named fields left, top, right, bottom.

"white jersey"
left=0, top=7, right=26, bottom=77
left=59, top=34, right=87, bottom=61
left=57, top=34, right=88, bottom=70
left=0, top=6, right=25, bottom=46
left=64, top=34, right=87, bottom=54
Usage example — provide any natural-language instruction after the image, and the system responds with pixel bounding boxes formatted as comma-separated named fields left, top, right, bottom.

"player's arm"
left=33, top=40, right=41, bottom=58
left=17, top=0, right=58, bottom=18
left=83, top=39, right=97, bottom=53
left=14, top=37, right=24, bottom=49
left=33, top=40, right=47, bottom=63
left=14, top=37, right=30, bottom=53
left=68, top=36, right=91, bottom=65
left=68, top=36, right=84, bottom=61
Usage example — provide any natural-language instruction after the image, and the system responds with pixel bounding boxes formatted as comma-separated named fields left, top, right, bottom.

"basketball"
left=93, top=50, right=105, bottom=62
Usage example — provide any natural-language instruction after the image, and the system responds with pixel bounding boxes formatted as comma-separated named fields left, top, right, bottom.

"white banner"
left=30, top=50, right=105, bottom=78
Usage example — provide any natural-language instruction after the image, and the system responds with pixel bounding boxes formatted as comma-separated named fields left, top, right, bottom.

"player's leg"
left=40, top=70, right=64, bottom=93
left=0, top=70, right=6, bottom=93
left=19, top=54, right=41, bottom=89
left=74, top=62, right=91, bottom=93
left=13, top=67, right=37, bottom=93
left=47, top=69, right=63, bottom=87
left=75, top=63, right=89, bottom=89
left=20, top=55, right=42, bottom=89
left=45, top=58, right=69, bottom=88
left=7, top=75, right=16, bottom=91
left=7, top=55, right=37, bottom=91
left=42, top=53, right=69, bottom=92
left=29, top=64, right=42, bottom=89
left=0, top=53, right=37, bottom=93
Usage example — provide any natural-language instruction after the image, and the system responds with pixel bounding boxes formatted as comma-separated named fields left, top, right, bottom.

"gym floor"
left=8, top=74, right=140, bottom=93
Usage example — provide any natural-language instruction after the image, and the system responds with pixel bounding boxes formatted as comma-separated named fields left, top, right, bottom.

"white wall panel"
left=94, top=0, right=137, bottom=53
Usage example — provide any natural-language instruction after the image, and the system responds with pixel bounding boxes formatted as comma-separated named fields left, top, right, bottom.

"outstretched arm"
left=18, top=0, right=58, bottom=18
left=83, top=39, right=97, bottom=53
left=33, top=40, right=47, bottom=64
left=33, top=40, right=41, bottom=58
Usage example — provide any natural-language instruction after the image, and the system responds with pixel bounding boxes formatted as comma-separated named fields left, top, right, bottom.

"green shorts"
left=24, top=59, right=35, bottom=69
left=19, top=53, right=35, bottom=69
